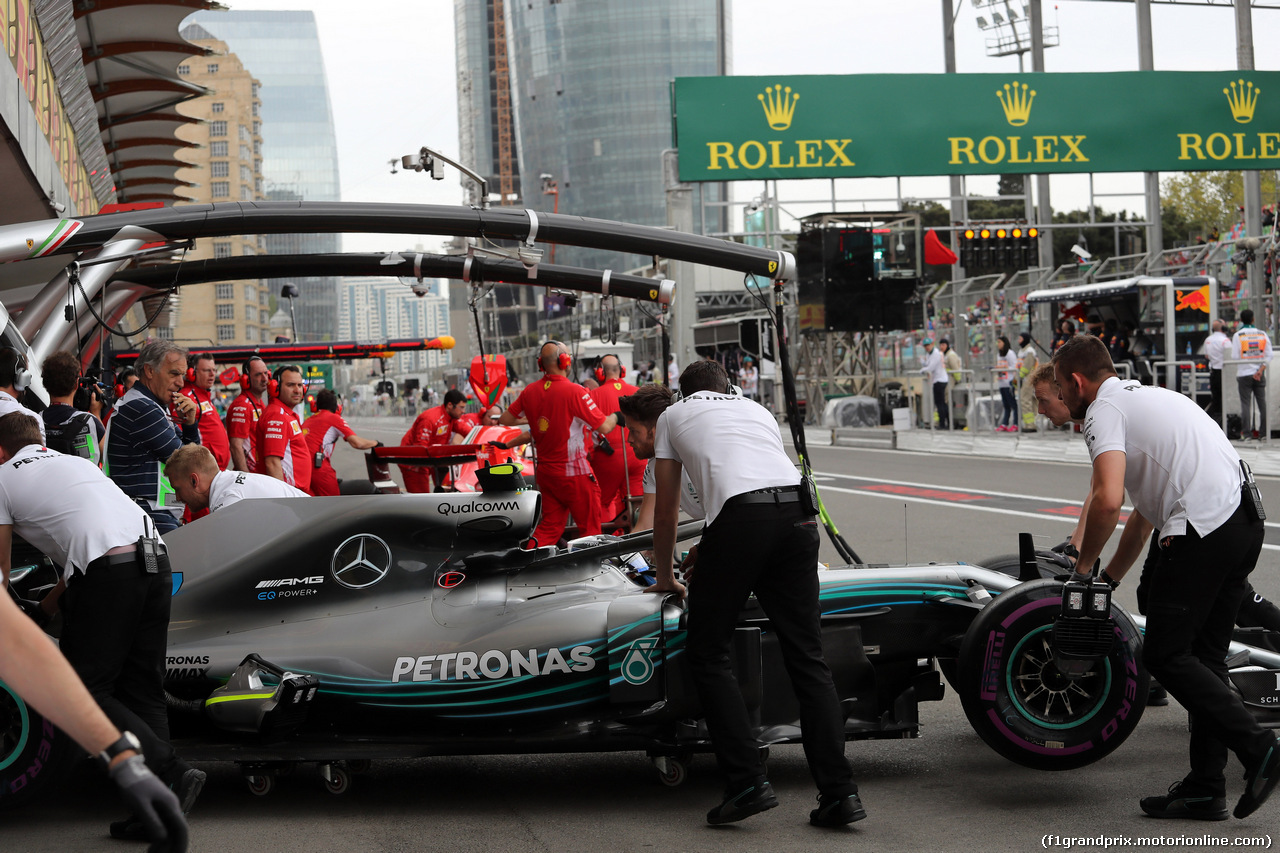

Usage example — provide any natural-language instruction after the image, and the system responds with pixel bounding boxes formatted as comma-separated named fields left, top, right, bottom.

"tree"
left=1160, top=170, right=1279, bottom=244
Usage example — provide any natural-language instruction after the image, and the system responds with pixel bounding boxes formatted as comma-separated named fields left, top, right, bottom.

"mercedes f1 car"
left=1, top=202, right=1278, bottom=807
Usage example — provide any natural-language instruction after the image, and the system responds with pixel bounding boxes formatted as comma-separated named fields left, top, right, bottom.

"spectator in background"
left=739, top=357, right=759, bottom=401
left=918, top=338, right=949, bottom=430
left=104, top=341, right=200, bottom=533
left=1232, top=308, right=1273, bottom=440
left=41, top=351, right=105, bottom=465
left=667, top=354, right=679, bottom=386
left=940, top=338, right=963, bottom=385
left=995, top=336, right=1018, bottom=432
left=302, top=390, right=380, bottom=496
left=1205, top=319, right=1231, bottom=427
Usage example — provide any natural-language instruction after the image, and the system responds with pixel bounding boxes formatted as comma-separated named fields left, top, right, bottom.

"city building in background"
left=183, top=9, right=342, bottom=342
left=170, top=27, right=268, bottom=347
left=338, top=277, right=451, bottom=377
left=501, top=0, right=729, bottom=270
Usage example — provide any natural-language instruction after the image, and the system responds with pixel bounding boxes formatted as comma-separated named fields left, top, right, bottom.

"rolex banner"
left=672, top=72, right=1280, bottom=181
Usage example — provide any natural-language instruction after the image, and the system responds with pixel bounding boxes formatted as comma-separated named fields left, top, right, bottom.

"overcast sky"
left=209, top=0, right=1280, bottom=252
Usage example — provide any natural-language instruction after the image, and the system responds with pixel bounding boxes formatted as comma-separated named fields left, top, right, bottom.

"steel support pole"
left=1137, top=0, right=1163, bottom=259
left=944, top=0, right=965, bottom=279
left=1030, top=0, right=1053, bottom=269
left=1236, top=0, right=1265, bottom=322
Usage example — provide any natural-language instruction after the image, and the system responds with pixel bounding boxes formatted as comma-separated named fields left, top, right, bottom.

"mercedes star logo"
left=331, top=534, right=393, bottom=590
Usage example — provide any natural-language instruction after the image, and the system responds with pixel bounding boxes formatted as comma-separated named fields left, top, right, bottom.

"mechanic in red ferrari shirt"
left=226, top=356, right=269, bottom=473
left=588, top=354, right=643, bottom=524
left=302, top=389, right=380, bottom=496
left=399, top=388, right=469, bottom=492
left=500, top=341, right=619, bottom=547
left=254, top=365, right=311, bottom=493
left=175, top=352, right=230, bottom=470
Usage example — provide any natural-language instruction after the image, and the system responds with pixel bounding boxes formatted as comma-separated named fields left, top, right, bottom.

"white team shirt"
left=1231, top=325, right=1273, bottom=378
left=642, top=457, right=704, bottom=519
left=0, top=391, right=45, bottom=439
left=1084, top=376, right=1242, bottom=537
left=920, top=348, right=947, bottom=384
left=654, top=392, right=800, bottom=526
left=1204, top=330, right=1230, bottom=370
left=0, top=444, right=153, bottom=582
left=208, top=469, right=308, bottom=514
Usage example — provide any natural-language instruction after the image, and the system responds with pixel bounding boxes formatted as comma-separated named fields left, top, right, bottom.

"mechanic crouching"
left=647, top=361, right=864, bottom=828
left=0, top=412, right=204, bottom=842
left=167, top=444, right=306, bottom=515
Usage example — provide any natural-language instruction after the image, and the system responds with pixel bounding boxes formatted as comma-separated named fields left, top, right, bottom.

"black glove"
left=486, top=440, right=509, bottom=450
left=109, top=755, right=189, bottom=853
left=614, top=410, right=626, bottom=427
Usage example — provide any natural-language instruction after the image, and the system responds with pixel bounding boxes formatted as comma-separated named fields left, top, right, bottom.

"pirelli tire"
left=956, top=579, right=1148, bottom=771
left=0, top=678, right=80, bottom=808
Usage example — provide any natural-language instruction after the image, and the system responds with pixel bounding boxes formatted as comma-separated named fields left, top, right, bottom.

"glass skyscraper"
left=184, top=10, right=342, bottom=341
left=457, top=0, right=729, bottom=272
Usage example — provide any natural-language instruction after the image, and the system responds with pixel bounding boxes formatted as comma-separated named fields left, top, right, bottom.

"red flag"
left=924, top=229, right=958, bottom=266
left=469, top=354, right=508, bottom=408
left=218, top=366, right=241, bottom=386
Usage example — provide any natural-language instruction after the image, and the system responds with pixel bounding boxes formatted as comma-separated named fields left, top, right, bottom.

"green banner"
left=673, top=71, right=1280, bottom=181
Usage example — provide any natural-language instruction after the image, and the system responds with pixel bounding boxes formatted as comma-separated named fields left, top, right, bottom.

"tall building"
left=456, top=0, right=730, bottom=273
left=338, top=278, right=451, bottom=377
left=183, top=10, right=342, bottom=341
left=171, top=28, right=268, bottom=347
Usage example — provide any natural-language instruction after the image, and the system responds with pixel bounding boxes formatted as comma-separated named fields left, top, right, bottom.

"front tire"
left=956, top=580, right=1147, bottom=771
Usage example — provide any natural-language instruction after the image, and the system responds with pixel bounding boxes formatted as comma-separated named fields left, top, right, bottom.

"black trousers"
left=686, top=499, right=856, bottom=797
left=1141, top=503, right=1274, bottom=797
left=59, top=559, right=187, bottom=785
left=932, top=381, right=950, bottom=430
left=1208, top=368, right=1223, bottom=425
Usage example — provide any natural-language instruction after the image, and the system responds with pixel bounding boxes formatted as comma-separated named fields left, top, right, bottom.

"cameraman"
left=41, top=351, right=106, bottom=465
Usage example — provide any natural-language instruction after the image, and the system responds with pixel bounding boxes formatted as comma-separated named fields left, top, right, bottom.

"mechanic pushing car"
left=648, top=360, right=864, bottom=828
left=166, top=444, right=306, bottom=515
left=500, top=341, right=619, bottom=547
left=0, top=412, right=204, bottom=842
left=301, top=390, right=379, bottom=496
left=1054, top=334, right=1280, bottom=821
left=255, top=365, right=311, bottom=493
left=227, top=357, right=269, bottom=474
left=0, top=590, right=188, bottom=852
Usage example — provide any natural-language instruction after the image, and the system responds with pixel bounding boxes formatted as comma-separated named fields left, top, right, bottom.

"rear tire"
left=0, top=679, right=79, bottom=808
left=956, top=579, right=1147, bottom=771
left=976, top=553, right=1063, bottom=582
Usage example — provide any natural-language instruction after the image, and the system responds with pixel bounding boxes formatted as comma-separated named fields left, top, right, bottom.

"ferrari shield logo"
left=26, top=239, right=34, bottom=249
left=767, top=261, right=777, bottom=273
left=621, top=637, right=660, bottom=685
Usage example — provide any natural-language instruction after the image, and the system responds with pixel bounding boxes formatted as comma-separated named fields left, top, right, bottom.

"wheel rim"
left=0, top=682, right=31, bottom=773
left=1005, top=626, right=1110, bottom=729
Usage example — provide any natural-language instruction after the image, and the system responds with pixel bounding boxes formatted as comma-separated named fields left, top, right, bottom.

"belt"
left=729, top=485, right=802, bottom=506
left=89, top=544, right=167, bottom=570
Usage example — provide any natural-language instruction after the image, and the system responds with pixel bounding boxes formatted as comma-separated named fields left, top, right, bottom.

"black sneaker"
left=1140, top=781, right=1228, bottom=821
left=1235, top=736, right=1280, bottom=819
left=810, top=792, right=868, bottom=827
left=1147, top=684, right=1169, bottom=707
left=108, top=816, right=149, bottom=842
left=175, top=767, right=206, bottom=814
left=706, top=781, right=778, bottom=825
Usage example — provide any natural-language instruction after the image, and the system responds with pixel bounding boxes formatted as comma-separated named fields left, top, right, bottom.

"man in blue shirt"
left=104, top=341, right=201, bottom=533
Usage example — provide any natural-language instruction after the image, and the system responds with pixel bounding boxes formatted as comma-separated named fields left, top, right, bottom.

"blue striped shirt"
left=105, top=384, right=199, bottom=515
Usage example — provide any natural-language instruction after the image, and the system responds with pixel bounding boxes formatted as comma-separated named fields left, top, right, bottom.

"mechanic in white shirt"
left=918, top=338, right=949, bottom=430
left=1054, top=334, right=1279, bottom=821
left=0, top=411, right=204, bottom=837
left=618, top=385, right=704, bottom=531
left=0, top=347, right=45, bottom=439
left=1231, top=309, right=1273, bottom=439
left=1204, top=318, right=1230, bottom=427
left=165, top=444, right=307, bottom=516
left=648, top=360, right=863, bottom=829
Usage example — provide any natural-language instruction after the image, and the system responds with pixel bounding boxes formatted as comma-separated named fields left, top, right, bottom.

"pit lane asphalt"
left=7, top=423, right=1277, bottom=851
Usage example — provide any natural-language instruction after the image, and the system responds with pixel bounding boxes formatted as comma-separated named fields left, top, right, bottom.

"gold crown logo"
left=996, top=81, right=1036, bottom=127
left=758, top=85, right=799, bottom=131
left=1224, top=79, right=1260, bottom=124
